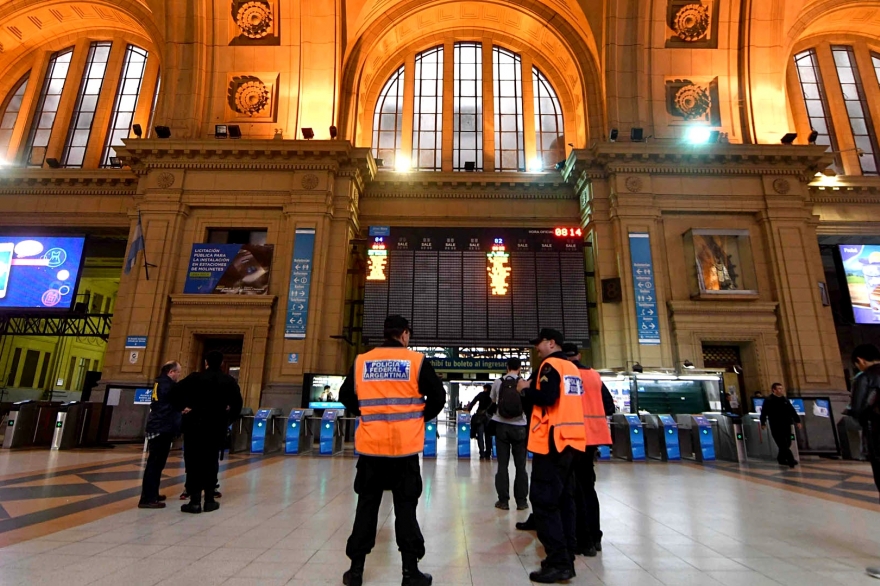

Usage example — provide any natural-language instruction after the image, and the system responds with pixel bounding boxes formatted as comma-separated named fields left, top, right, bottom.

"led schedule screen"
left=363, top=227, right=590, bottom=346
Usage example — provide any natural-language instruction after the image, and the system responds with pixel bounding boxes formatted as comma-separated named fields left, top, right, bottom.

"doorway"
left=702, top=344, right=746, bottom=412
left=197, top=336, right=244, bottom=381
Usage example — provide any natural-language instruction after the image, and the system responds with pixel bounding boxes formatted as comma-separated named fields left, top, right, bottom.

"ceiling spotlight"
left=554, top=160, right=566, bottom=170
left=732, top=365, right=743, bottom=374
left=630, top=128, right=644, bottom=142
left=329, top=125, right=338, bottom=139
left=464, top=161, right=476, bottom=171
left=609, top=129, right=619, bottom=142
left=375, top=158, right=384, bottom=168
left=45, top=158, right=61, bottom=168
left=228, top=125, right=241, bottom=139
left=301, top=127, right=314, bottom=140
left=808, top=129, right=819, bottom=144
left=686, top=127, right=712, bottom=145
left=132, top=124, right=143, bottom=138
left=528, top=157, right=544, bottom=172
left=214, top=124, right=228, bottom=139
left=394, top=155, right=411, bottom=172
left=109, top=157, right=122, bottom=168
left=154, top=126, right=171, bottom=139
left=780, top=133, right=797, bottom=145
left=682, top=360, right=695, bottom=369
left=822, top=167, right=837, bottom=177
left=632, top=362, right=644, bottom=373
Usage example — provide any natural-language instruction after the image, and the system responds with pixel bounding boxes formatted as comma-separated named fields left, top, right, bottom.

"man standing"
left=467, top=383, right=493, bottom=460
left=175, top=351, right=243, bottom=513
left=339, top=315, right=445, bottom=586
left=138, top=361, right=182, bottom=509
left=490, top=357, right=528, bottom=511
left=562, top=343, right=614, bottom=557
left=850, top=344, right=880, bottom=497
left=518, top=328, right=586, bottom=583
left=759, top=382, right=801, bottom=468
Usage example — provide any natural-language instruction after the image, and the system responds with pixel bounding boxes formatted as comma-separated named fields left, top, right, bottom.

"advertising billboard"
left=0, top=236, right=86, bottom=310
left=183, top=243, right=274, bottom=295
left=839, top=244, right=880, bottom=324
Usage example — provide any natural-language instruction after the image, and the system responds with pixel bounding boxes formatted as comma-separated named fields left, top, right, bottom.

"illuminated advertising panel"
left=0, top=236, right=85, bottom=310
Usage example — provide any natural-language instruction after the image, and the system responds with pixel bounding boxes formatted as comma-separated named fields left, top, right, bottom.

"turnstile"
left=457, top=412, right=471, bottom=458
left=230, top=407, right=254, bottom=453
left=424, top=418, right=438, bottom=457
left=52, top=402, right=85, bottom=450
left=597, top=445, right=611, bottom=460
left=642, top=414, right=680, bottom=461
left=611, top=413, right=646, bottom=461
left=319, top=409, right=345, bottom=456
left=743, top=413, right=776, bottom=460
left=837, top=415, right=864, bottom=460
left=2, top=401, right=38, bottom=449
left=703, top=412, right=747, bottom=463
left=33, top=402, right=63, bottom=446
left=251, top=408, right=284, bottom=453
left=284, top=409, right=313, bottom=454
left=676, top=414, right=716, bottom=462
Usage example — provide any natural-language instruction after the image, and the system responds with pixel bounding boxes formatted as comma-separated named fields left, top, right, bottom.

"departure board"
left=363, top=227, right=589, bottom=346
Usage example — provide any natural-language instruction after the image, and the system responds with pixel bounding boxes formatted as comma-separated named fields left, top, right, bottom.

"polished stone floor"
left=0, top=437, right=877, bottom=585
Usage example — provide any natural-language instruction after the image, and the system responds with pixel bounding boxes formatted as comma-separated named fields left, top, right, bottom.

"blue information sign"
left=285, top=229, right=316, bottom=339
left=125, top=336, right=148, bottom=349
left=629, top=233, right=660, bottom=345
left=789, top=398, right=806, bottom=416
left=133, top=388, right=153, bottom=405
left=369, top=226, right=390, bottom=236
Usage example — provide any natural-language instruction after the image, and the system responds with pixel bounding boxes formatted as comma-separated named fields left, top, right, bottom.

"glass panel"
left=793, top=49, right=838, bottom=169
left=832, top=46, right=880, bottom=175
left=0, top=74, right=30, bottom=162
left=494, top=47, right=524, bottom=171
left=453, top=42, right=482, bottom=171
left=62, top=42, right=112, bottom=167
left=101, top=45, right=149, bottom=167
left=370, top=65, right=405, bottom=168
left=23, top=48, right=73, bottom=167
left=412, top=46, right=443, bottom=171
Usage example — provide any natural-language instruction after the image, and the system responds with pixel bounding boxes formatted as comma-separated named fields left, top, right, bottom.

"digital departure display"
left=0, top=236, right=86, bottom=310
left=363, top=227, right=590, bottom=346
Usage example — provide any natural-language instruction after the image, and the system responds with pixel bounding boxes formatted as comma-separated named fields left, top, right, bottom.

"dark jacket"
left=467, top=390, right=492, bottom=414
left=175, top=368, right=244, bottom=445
left=144, top=374, right=181, bottom=436
left=851, top=363, right=880, bottom=428
left=759, top=393, right=801, bottom=431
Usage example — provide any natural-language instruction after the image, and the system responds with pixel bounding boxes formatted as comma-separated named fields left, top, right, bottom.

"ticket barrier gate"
left=33, top=402, right=63, bottom=446
left=284, top=409, right=313, bottom=455
left=52, top=402, right=85, bottom=450
left=676, top=415, right=716, bottom=462
left=319, top=409, right=345, bottom=456
left=457, top=412, right=471, bottom=458
left=742, top=414, right=799, bottom=462
left=2, top=401, right=38, bottom=449
left=611, top=414, right=646, bottom=461
left=424, top=418, right=438, bottom=458
left=230, top=407, right=255, bottom=454
left=703, top=412, right=747, bottom=463
left=641, top=414, right=680, bottom=461
left=837, top=415, right=864, bottom=460
left=251, top=408, right=284, bottom=454
left=597, top=445, right=611, bottom=460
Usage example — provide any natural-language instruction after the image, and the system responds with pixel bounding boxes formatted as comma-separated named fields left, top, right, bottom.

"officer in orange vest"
left=562, top=343, right=615, bottom=557
left=338, top=315, right=446, bottom=586
left=516, top=328, right=587, bottom=583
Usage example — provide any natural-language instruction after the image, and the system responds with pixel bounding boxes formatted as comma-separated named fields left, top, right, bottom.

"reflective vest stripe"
left=360, top=411, right=424, bottom=423
left=584, top=415, right=606, bottom=419
left=359, top=397, right=425, bottom=407
left=555, top=422, right=583, bottom=427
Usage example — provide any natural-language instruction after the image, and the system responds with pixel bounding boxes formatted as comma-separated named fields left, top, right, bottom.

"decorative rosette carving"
left=772, top=178, right=791, bottom=195
left=301, top=174, right=319, bottom=190
left=673, top=4, right=710, bottom=42
left=228, top=76, right=270, bottom=116
left=625, top=177, right=643, bottom=193
left=674, top=84, right=711, bottom=120
left=156, top=172, right=175, bottom=188
left=235, top=1, right=273, bottom=39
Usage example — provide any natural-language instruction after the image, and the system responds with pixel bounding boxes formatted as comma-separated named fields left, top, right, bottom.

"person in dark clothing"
left=759, top=382, right=801, bottom=467
left=490, top=357, right=528, bottom=511
left=468, top=384, right=493, bottom=460
left=339, top=315, right=446, bottom=586
left=849, top=344, right=880, bottom=498
left=174, top=351, right=243, bottom=513
left=138, top=361, right=182, bottom=509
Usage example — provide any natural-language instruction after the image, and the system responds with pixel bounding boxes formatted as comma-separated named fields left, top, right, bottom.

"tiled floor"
left=0, top=438, right=878, bottom=585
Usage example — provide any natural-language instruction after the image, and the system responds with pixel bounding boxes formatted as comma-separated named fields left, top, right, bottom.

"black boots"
left=401, top=554, right=432, bottom=586
left=342, top=558, right=364, bottom=586
left=203, top=500, right=220, bottom=512
left=180, top=501, right=201, bottom=514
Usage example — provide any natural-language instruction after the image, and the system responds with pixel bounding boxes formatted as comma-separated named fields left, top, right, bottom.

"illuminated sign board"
left=0, top=236, right=86, bottom=310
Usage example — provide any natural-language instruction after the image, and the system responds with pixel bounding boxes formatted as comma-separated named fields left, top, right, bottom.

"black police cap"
left=561, top=342, right=579, bottom=357
left=529, top=328, right=564, bottom=346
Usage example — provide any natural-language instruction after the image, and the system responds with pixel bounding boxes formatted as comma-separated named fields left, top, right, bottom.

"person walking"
left=490, top=357, right=528, bottom=511
left=467, top=383, right=493, bottom=460
left=138, top=361, right=182, bottom=509
left=562, top=343, right=614, bottom=556
left=338, top=315, right=446, bottom=586
left=759, top=382, right=801, bottom=467
left=518, top=328, right=586, bottom=583
left=175, top=351, right=243, bottom=513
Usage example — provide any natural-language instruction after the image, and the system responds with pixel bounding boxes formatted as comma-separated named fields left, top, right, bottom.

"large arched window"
left=62, top=42, right=112, bottom=168
left=101, top=45, right=149, bottom=167
left=368, top=42, right=567, bottom=173
left=23, top=48, right=73, bottom=167
left=0, top=75, right=29, bottom=161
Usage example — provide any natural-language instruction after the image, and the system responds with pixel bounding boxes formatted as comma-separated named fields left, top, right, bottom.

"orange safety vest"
left=527, top=356, right=587, bottom=455
left=578, top=367, right=612, bottom=446
left=354, top=347, right=426, bottom=457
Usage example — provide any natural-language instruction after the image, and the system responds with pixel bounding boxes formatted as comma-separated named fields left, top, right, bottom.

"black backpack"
left=497, top=377, right=523, bottom=419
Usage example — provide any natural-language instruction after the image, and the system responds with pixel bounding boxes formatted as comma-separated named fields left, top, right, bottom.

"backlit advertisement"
left=0, top=236, right=85, bottom=310
left=840, top=244, right=880, bottom=324
left=183, top=243, right=274, bottom=295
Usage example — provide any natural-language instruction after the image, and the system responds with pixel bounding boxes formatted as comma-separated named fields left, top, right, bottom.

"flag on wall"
left=124, top=212, right=145, bottom=275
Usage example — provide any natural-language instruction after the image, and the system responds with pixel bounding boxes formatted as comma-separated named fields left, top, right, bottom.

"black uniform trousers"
left=346, top=454, right=425, bottom=561
left=770, top=425, right=796, bottom=466
left=864, top=419, right=880, bottom=497
left=183, top=433, right=220, bottom=502
left=140, top=433, right=173, bottom=504
left=574, top=446, right=601, bottom=547
left=530, top=446, right=579, bottom=568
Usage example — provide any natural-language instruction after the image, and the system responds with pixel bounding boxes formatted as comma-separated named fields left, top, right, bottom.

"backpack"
left=497, top=377, right=524, bottom=419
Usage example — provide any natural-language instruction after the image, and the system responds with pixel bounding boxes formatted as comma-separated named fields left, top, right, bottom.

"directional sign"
left=629, top=233, right=660, bottom=345
left=285, top=229, right=316, bottom=339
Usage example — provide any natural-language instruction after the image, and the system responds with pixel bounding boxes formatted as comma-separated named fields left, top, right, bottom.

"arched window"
left=493, top=47, right=524, bottom=171
left=62, top=42, right=112, bottom=168
left=23, top=48, right=74, bottom=167
left=533, top=67, right=565, bottom=169
left=454, top=42, right=482, bottom=171
left=830, top=46, right=878, bottom=175
left=413, top=46, right=444, bottom=170
left=372, top=65, right=405, bottom=168
left=102, top=45, right=149, bottom=167
left=0, top=75, right=29, bottom=161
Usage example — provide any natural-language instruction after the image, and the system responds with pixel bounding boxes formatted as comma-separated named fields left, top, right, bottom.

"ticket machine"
left=641, top=414, right=680, bottom=461
left=319, top=409, right=345, bottom=456
left=250, top=408, right=284, bottom=454
left=2, top=401, right=37, bottom=449
left=611, top=413, right=646, bottom=461
left=51, top=402, right=84, bottom=450
left=424, top=419, right=438, bottom=458
left=457, top=412, right=471, bottom=458
left=285, top=409, right=313, bottom=455
left=676, top=414, right=715, bottom=462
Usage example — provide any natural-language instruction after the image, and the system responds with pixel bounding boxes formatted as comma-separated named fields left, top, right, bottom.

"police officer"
left=562, top=343, right=614, bottom=557
left=517, top=329, right=587, bottom=583
left=338, top=315, right=446, bottom=586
